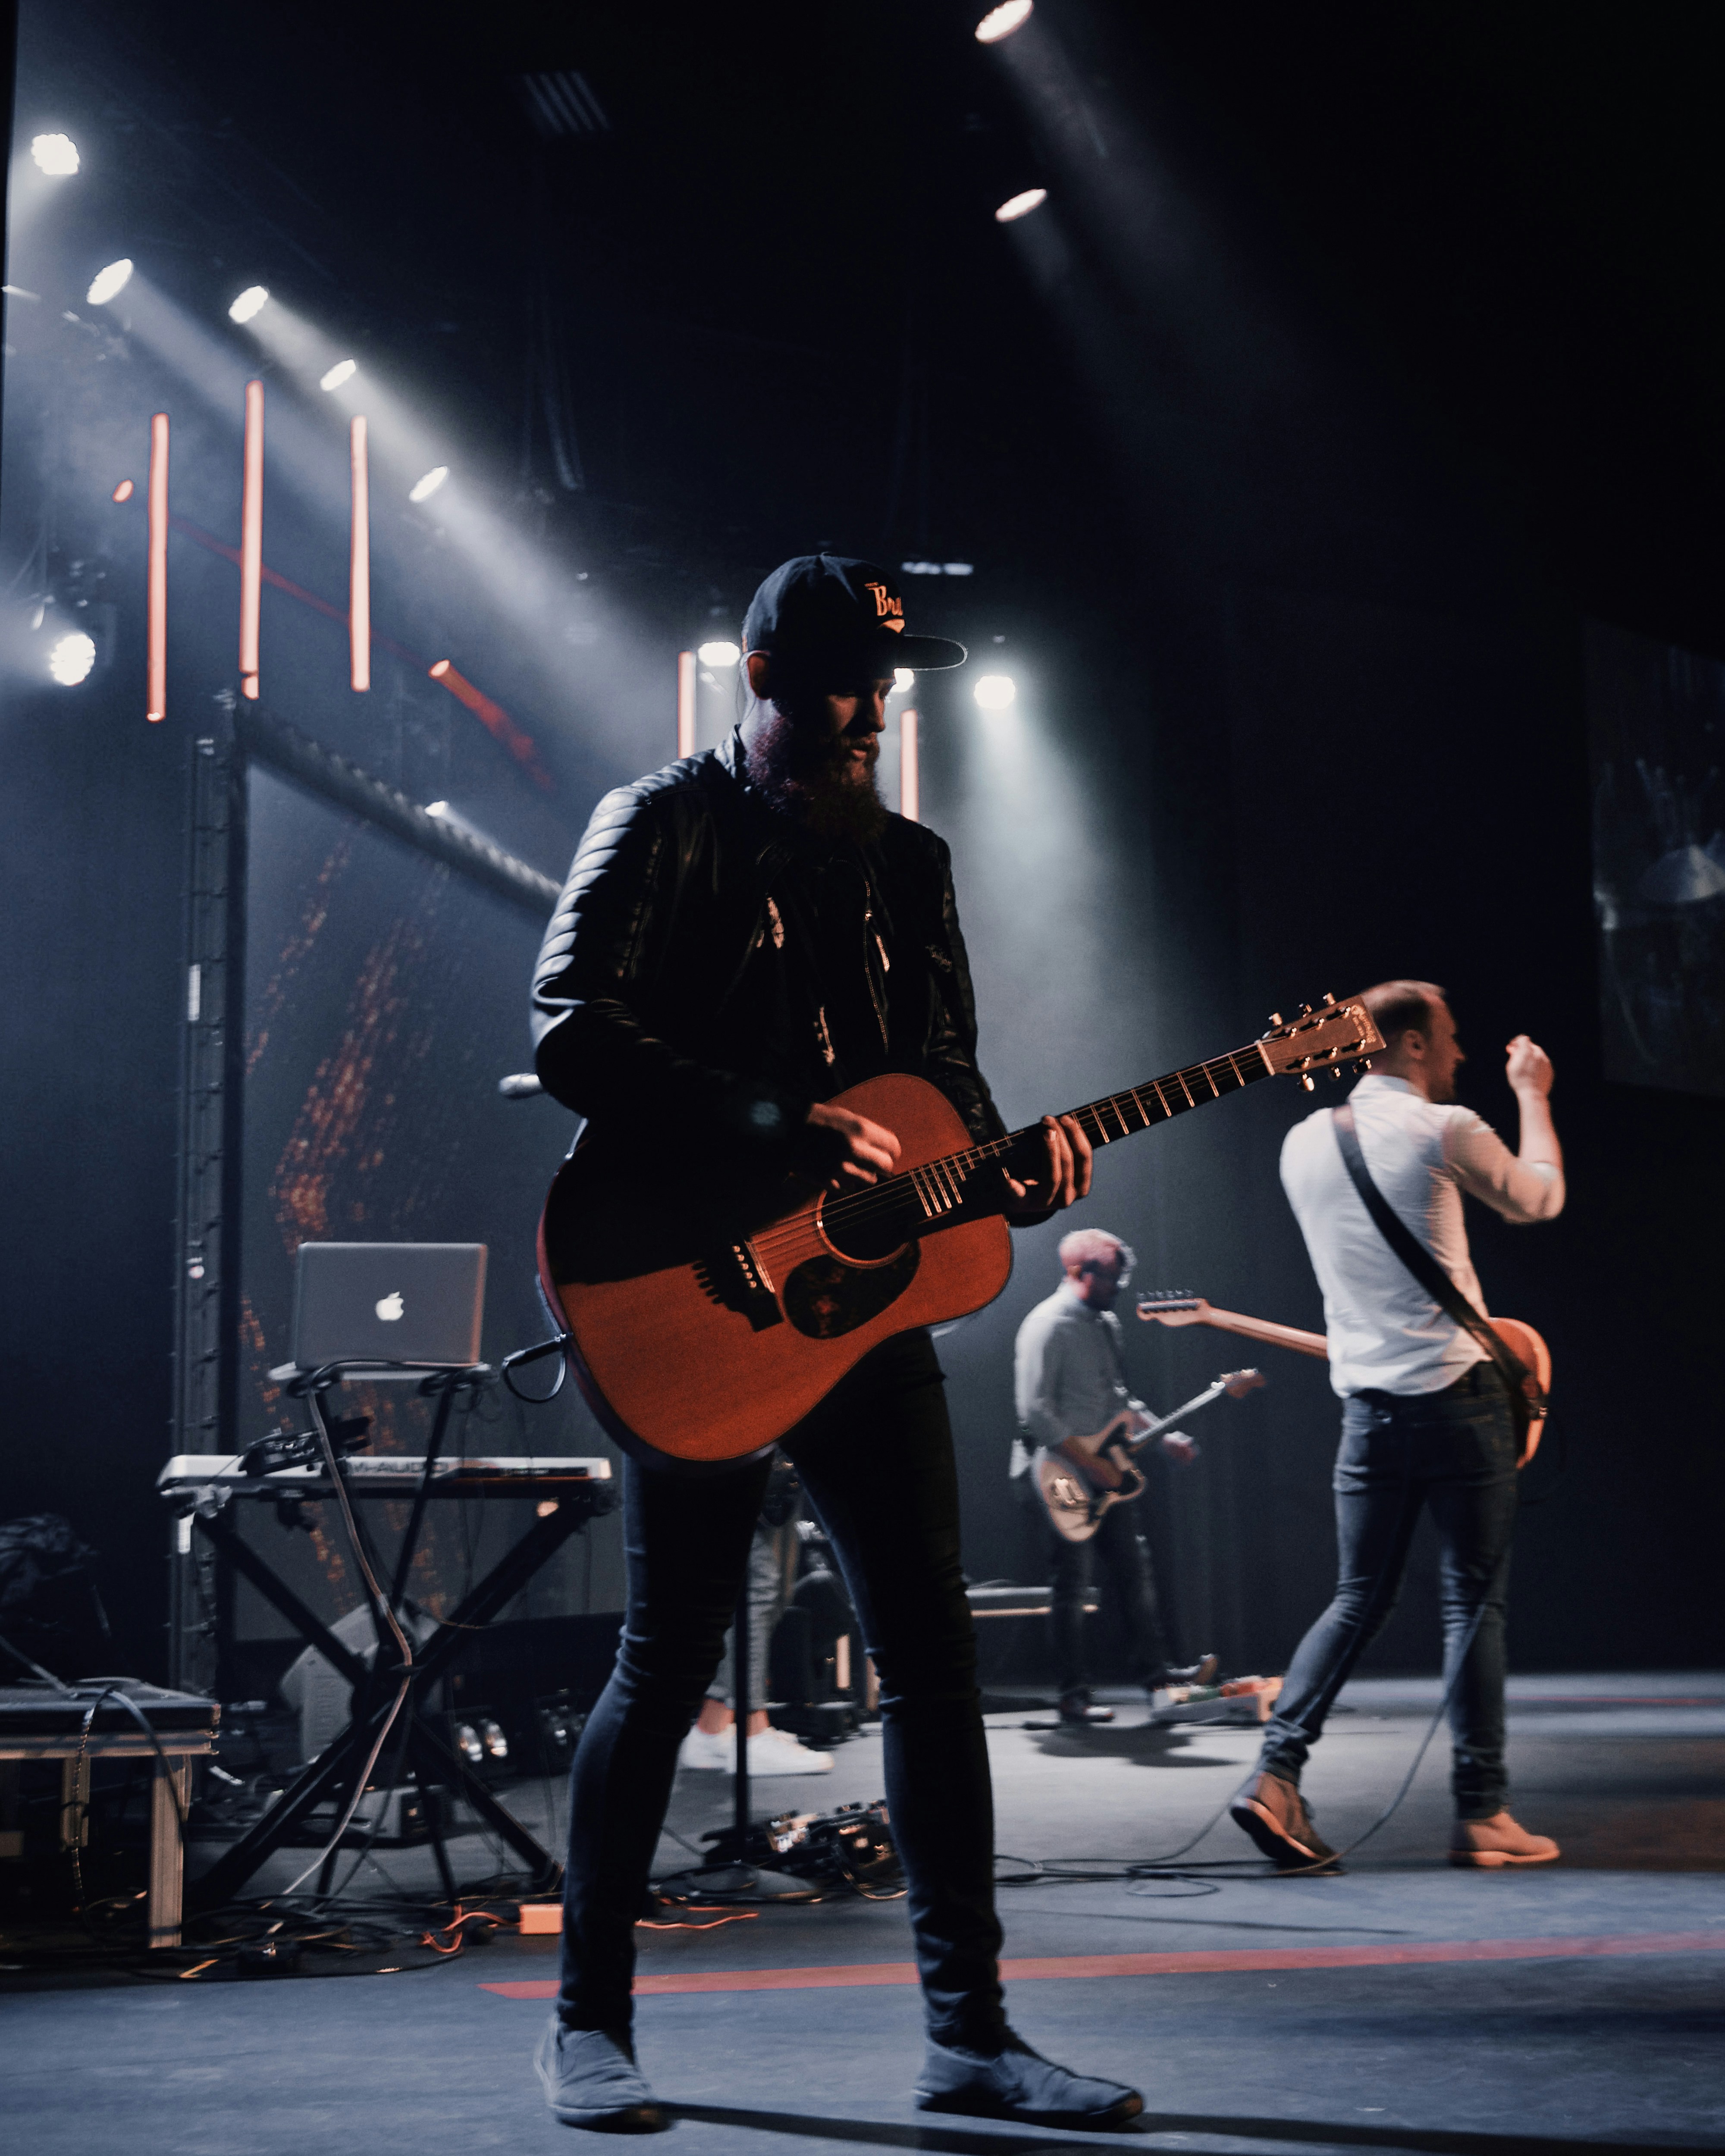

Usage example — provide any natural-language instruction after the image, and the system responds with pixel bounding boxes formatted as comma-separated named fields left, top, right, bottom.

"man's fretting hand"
left=1505, top=1034, right=1554, bottom=1097
left=804, top=1101, right=901, bottom=1188
left=1003, top=1113, right=1094, bottom=1216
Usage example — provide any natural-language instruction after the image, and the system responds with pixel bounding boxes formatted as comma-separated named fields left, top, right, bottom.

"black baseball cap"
left=742, top=555, right=966, bottom=681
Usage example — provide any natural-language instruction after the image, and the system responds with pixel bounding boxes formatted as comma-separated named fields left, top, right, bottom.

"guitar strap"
left=1330, top=1101, right=1546, bottom=1433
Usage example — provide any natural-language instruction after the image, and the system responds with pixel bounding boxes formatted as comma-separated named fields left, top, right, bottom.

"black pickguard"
left=781, top=1244, right=921, bottom=1340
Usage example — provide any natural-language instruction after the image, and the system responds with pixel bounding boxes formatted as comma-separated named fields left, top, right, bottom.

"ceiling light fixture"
left=48, top=630, right=97, bottom=686
left=975, top=1, right=1033, bottom=42
left=228, top=285, right=270, bottom=324
left=320, top=358, right=358, bottom=391
left=973, top=674, right=1017, bottom=711
left=994, top=187, right=1047, bottom=224
left=86, top=259, right=134, bottom=306
left=30, top=134, right=79, bottom=176
left=408, top=466, right=450, bottom=503
left=696, top=639, right=740, bottom=666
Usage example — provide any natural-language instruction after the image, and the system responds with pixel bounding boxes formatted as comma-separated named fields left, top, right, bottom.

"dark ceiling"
left=20, top=2, right=1725, bottom=640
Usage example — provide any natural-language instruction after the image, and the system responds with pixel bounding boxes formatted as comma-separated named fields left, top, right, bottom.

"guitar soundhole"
left=819, top=1188, right=922, bottom=1264
left=782, top=1244, right=920, bottom=1340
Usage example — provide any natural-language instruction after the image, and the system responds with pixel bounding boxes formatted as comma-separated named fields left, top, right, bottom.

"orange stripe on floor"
left=481, top=1928, right=1725, bottom=2000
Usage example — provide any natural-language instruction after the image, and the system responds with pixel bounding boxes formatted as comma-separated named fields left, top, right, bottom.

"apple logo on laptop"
left=376, top=1292, right=405, bottom=1322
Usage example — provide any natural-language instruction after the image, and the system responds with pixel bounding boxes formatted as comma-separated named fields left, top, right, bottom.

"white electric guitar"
left=1033, top=1369, right=1266, bottom=1545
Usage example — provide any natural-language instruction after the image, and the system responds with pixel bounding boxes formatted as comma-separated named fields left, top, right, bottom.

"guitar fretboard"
left=829, top=1041, right=1274, bottom=1231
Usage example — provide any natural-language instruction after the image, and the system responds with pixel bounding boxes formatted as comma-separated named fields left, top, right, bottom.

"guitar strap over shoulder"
left=1330, top=1101, right=1546, bottom=1431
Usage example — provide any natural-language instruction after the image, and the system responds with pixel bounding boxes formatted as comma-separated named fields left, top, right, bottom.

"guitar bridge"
left=695, top=1240, right=784, bottom=1332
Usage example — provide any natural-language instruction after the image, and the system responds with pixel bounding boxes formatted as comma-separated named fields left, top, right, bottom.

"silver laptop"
left=287, top=1243, right=487, bottom=1377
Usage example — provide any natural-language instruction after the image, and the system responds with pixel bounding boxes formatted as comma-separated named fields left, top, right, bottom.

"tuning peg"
left=1267, top=1012, right=1283, bottom=1028
left=1301, top=1074, right=1315, bottom=1091
left=1323, top=991, right=1336, bottom=1005
left=1330, top=1066, right=1344, bottom=1081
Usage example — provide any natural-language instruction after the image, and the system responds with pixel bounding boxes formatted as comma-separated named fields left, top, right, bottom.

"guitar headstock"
left=1136, top=1289, right=1212, bottom=1328
left=1259, top=995, right=1383, bottom=1090
left=1222, top=1368, right=1267, bottom=1398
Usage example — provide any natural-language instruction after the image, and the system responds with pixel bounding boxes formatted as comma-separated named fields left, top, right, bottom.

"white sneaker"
left=746, top=1727, right=834, bottom=1776
left=677, top=1726, right=737, bottom=1771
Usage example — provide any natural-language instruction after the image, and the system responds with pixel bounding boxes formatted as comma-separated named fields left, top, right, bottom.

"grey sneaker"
left=915, top=2031, right=1143, bottom=2128
left=534, top=2019, right=666, bottom=2133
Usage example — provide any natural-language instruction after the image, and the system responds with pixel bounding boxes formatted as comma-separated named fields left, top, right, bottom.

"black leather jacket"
left=531, top=732, right=1008, bottom=1171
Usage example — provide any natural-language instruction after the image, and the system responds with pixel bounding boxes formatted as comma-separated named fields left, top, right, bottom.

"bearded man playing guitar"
left=528, top=556, right=1143, bottom=2133
left=1231, top=980, right=1566, bottom=1874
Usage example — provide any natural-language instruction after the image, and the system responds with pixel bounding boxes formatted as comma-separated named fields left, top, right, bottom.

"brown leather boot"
left=1449, top=1811, right=1560, bottom=1868
left=1229, top=1771, right=1340, bottom=1870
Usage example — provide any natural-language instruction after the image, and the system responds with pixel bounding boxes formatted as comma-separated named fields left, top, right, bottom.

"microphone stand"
left=692, top=1564, right=814, bottom=1899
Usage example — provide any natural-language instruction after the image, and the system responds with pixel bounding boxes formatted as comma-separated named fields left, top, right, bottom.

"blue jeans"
left=1257, top=1363, right=1520, bottom=1821
left=558, top=1331, right=1004, bottom=2045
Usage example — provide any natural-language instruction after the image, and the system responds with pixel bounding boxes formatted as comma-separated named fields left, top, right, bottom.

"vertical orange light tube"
left=677, top=650, right=696, bottom=758
left=146, top=413, right=169, bottom=722
left=238, top=379, right=263, bottom=699
left=349, top=414, right=370, bottom=692
left=900, top=708, right=919, bottom=822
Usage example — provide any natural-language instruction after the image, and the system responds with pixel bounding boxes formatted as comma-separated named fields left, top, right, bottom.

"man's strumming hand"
left=803, top=1101, right=901, bottom=1188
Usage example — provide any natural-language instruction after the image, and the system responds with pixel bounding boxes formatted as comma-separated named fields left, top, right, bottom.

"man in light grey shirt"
left=1014, top=1230, right=1211, bottom=1725
left=1232, top=980, right=1565, bottom=1873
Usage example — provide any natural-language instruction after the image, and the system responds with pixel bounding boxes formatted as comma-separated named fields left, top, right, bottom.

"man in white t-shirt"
left=1231, top=980, right=1565, bottom=1872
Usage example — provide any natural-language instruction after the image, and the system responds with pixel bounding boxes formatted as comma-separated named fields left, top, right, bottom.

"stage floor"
left=3, top=1671, right=1722, bottom=2153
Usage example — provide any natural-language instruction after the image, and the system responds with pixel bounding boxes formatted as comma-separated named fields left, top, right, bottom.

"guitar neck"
left=1039, top=1045, right=1276, bottom=1156
left=862, top=1045, right=1277, bottom=1232
left=1184, top=1307, right=1330, bottom=1361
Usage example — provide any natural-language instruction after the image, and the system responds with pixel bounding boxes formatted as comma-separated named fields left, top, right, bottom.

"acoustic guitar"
left=1034, top=1369, right=1267, bottom=1544
left=1135, top=1291, right=1551, bottom=1467
left=538, top=997, right=1382, bottom=1468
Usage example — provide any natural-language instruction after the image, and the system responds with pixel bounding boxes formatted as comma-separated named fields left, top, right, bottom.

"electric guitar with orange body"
left=537, top=998, right=1383, bottom=1468
left=1135, top=1291, right=1551, bottom=1467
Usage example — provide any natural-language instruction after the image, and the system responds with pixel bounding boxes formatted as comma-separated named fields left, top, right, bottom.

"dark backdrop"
left=2, top=0, right=1721, bottom=1685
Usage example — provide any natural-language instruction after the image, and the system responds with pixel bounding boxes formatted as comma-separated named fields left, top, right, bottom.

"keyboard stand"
left=185, top=1467, right=613, bottom=1911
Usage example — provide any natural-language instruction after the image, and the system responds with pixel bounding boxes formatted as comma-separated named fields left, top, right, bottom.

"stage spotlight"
left=994, top=187, right=1048, bottom=224
left=894, top=667, right=916, bottom=693
left=320, top=358, right=358, bottom=391
left=228, top=285, right=270, bottom=324
left=975, top=0, right=1033, bottom=41
left=973, top=673, right=1017, bottom=710
left=696, top=639, right=740, bottom=665
left=943, top=562, right=974, bottom=577
left=112, top=479, right=134, bottom=503
left=408, top=465, right=449, bottom=503
left=86, top=259, right=133, bottom=307
left=30, top=134, right=79, bottom=176
left=48, top=630, right=97, bottom=686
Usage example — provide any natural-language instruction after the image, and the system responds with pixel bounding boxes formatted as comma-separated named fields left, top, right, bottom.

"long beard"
left=744, top=707, right=888, bottom=845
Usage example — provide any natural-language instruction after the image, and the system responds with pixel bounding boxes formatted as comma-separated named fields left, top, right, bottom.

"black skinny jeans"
left=1043, top=1501, right=1173, bottom=1697
left=558, top=1330, right=1004, bottom=2046
left=1257, top=1362, right=1520, bottom=1821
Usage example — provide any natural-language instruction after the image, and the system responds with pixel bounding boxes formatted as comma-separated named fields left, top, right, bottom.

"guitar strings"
left=742, top=1061, right=1256, bottom=1265
left=744, top=1049, right=1279, bottom=1263
left=741, top=1019, right=1370, bottom=1269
